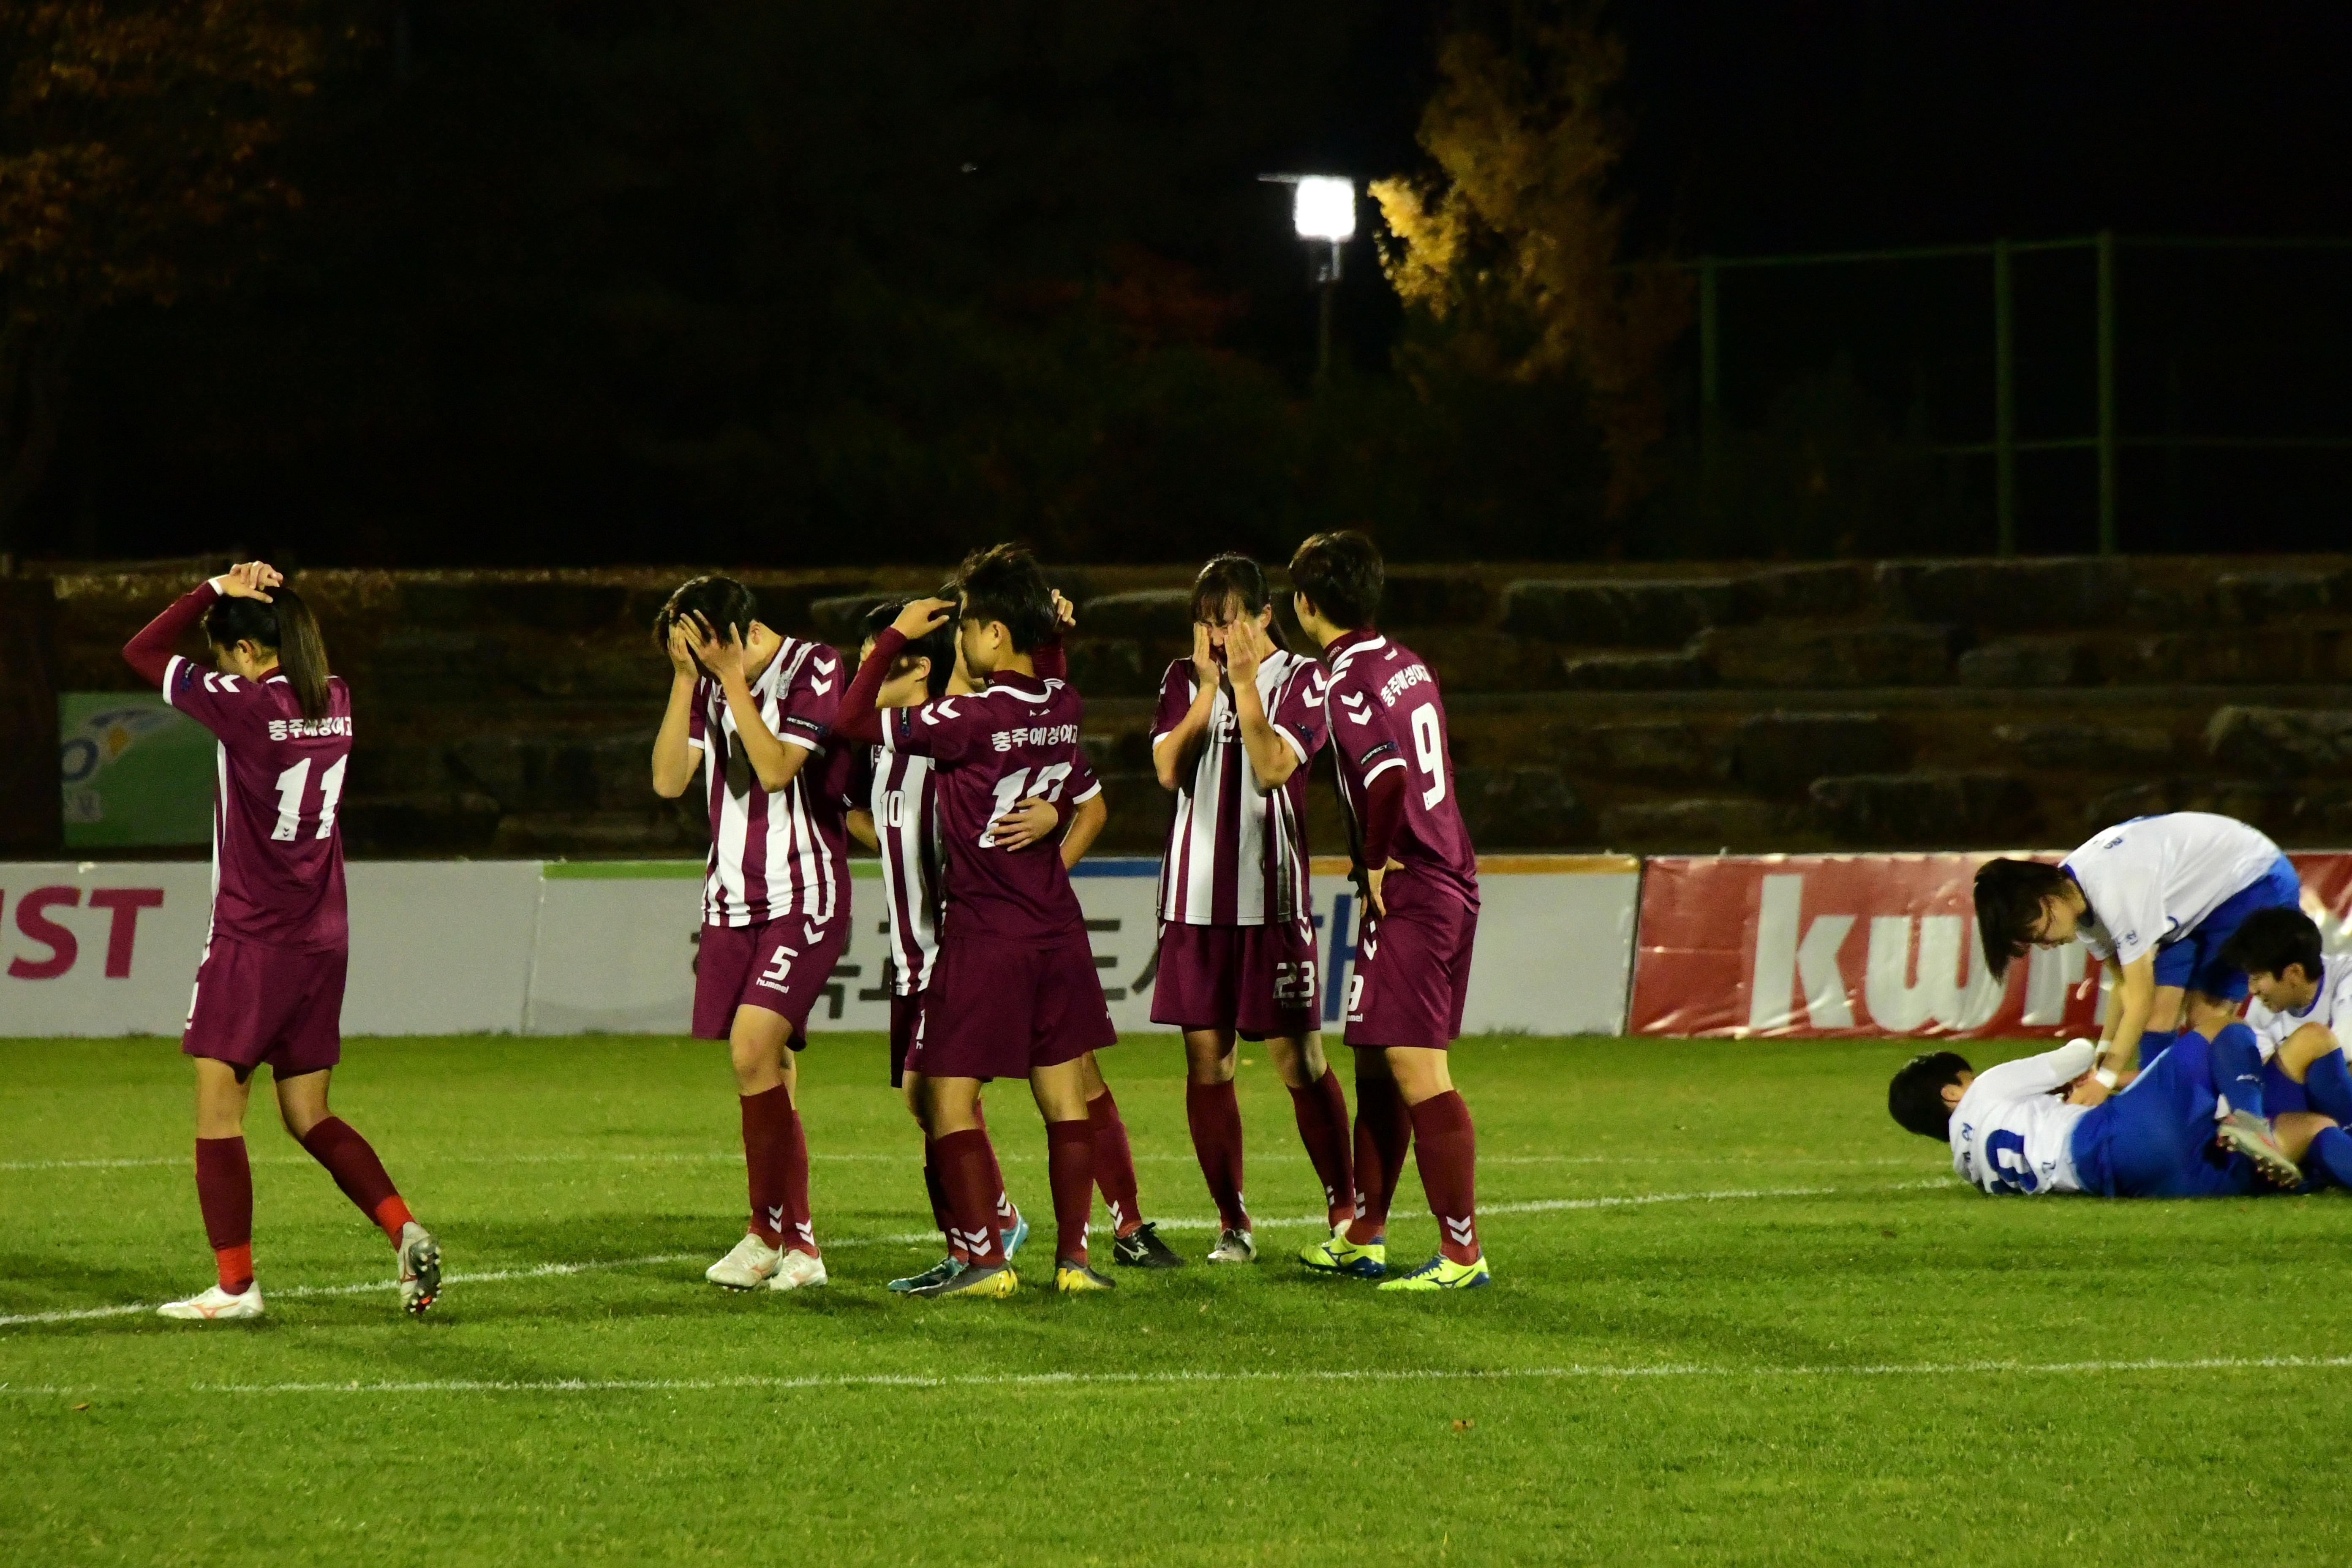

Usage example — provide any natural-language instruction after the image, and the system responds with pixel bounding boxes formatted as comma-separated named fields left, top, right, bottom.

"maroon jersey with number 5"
left=881, top=670, right=1102, bottom=942
left=162, top=651, right=355, bottom=951
left=1321, top=629, right=1478, bottom=909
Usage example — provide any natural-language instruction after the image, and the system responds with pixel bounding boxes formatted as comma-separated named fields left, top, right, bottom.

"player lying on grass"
left=1150, top=553, right=1353, bottom=1263
left=1887, top=1025, right=2352, bottom=1197
left=2224, top=906, right=2352, bottom=1129
left=122, top=562, right=440, bottom=1321
left=1288, top=530, right=1489, bottom=1291
left=1974, top=811, right=2301, bottom=1171
left=651, top=574, right=856, bottom=1293
left=839, top=593, right=1180, bottom=1286
left=837, top=545, right=1122, bottom=1298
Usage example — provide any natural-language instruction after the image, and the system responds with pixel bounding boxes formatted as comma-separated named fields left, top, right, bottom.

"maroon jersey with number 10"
left=881, top=670, right=1102, bottom=941
left=1321, top=629, right=1478, bottom=909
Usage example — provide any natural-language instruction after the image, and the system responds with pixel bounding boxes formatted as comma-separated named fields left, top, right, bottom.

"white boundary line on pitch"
left=0, top=1152, right=1930, bottom=1173
left=0, top=1181, right=1948, bottom=1328
left=5, top=1354, right=2349, bottom=1400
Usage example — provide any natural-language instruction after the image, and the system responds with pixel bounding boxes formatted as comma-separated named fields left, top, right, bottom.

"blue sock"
left=2305, top=1048, right=2352, bottom=1125
left=2305, top=1126, right=2352, bottom=1190
left=2210, top=1022, right=2267, bottom=1120
left=2137, top=1029, right=2176, bottom=1067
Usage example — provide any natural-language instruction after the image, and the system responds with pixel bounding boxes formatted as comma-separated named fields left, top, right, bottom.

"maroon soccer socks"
left=1287, top=1067, right=1356, bottom=1230
left=738, top=1086, right=817, bottom=1256
left=1345, top=1071, right=1412, bottom=1246
left=1087, top=1088, right=1145, bottom=1238
left=1044, top=1119, right=1097, bottom=1266
left=194, top=1136, right=254, bottom=1293
left=1407, top=1091, right=1480, bottom=1263
left=299, top=1116, right=414, bottom=1244
left=933, top=1129, right=1005, bottom=1268
left=1185, top=1081, right=1249, bottom=1233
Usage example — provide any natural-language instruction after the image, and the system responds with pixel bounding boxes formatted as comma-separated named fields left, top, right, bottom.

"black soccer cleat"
left=1111, top=1220, right=1184, bottom=1269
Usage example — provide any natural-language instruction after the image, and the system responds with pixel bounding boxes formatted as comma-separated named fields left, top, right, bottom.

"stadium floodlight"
left=1292, top=175, right=1357, bottom=245
left=1259, top=172, right=1356, bottom=384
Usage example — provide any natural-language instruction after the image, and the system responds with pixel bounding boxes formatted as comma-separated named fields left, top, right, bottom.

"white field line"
left=0, top=1181, right=1948, bottom=1328
left=5, top=1354, right=2349, bottom=1401
left=0, top=1151, right=1930, bottom=1173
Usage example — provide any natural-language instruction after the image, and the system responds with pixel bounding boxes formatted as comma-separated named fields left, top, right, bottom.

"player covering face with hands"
left=1149, top=553, right=1354, bottom=1263
left=650, top=574, right=856, bottom=1293
left=121, top=561, right=441, bottom=1320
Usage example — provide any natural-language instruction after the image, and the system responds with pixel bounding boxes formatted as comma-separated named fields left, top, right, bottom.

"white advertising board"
left=2, top=855, right=1642, bottom=1039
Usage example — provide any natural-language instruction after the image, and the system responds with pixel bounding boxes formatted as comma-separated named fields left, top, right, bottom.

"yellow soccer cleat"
left=1055, top=1261, right=1116, bottom=1293
left=1376, top=1253, right=1492, bottom=1292
left=908, top=1262, right=1019, bottom=1301
left=1298, top=1229, right=1386, bottom=1279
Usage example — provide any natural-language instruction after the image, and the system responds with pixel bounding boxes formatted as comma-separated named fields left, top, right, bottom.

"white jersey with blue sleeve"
left=2245, top=954, right=2352, bottom=1064
left=2061, top=813, right=2283, bottom=968
left=1949, top=1039, right=2098, bottom=1196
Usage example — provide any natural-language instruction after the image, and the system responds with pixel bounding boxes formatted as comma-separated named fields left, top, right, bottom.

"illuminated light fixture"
left=1259, top=172, right=1356, bottom=383
left=1291, top=175, right=1357, bottom=243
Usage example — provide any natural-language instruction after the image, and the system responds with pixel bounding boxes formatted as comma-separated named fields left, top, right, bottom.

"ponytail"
left=203, top=586, right=333, bottom=719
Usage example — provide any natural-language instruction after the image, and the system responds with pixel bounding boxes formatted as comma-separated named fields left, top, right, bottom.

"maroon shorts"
left=907, top=932, right=1116, bottom=1081
left=692, top=907, right=851, bottom=1042
left=1343, top=876, right=1478, bottom=1051
left=181, top=936, right=346, bottom=1078
left=1150, top=920, right=1319, bottom=1039
left=890, top=990, right=924, bottom=1088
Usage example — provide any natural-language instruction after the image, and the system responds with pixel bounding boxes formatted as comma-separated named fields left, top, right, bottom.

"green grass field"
left=4, top=1031, right=2350, bottom=1566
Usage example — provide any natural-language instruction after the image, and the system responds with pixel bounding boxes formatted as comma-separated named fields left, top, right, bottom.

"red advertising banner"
left=1628, top=851, right=2352, bottom=1040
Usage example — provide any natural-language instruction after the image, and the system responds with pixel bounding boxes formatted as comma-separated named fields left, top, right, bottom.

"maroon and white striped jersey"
left=1150, top=650, right=1328, bottom=926
left=1323, top=629, right=1479, bottom=909
left=881, top=671, right=1102, bottom=942
left=859, top=745, right=943, bottom=995
left=161, top=654, right=354, bottom=952
left=687, top=637, right=849, bottom=927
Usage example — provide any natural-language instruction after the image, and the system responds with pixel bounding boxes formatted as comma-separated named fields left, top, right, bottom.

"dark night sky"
left=29, top=2, right=2352, bottom=566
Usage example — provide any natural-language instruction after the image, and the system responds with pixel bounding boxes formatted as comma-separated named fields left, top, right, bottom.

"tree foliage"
left=1370, top=5, right=1685, bottom=521
left=0, top=0, right=327, bottom=546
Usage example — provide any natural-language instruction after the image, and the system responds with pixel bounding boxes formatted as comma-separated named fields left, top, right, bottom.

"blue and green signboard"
left=58, top=693, right=215, bottom=848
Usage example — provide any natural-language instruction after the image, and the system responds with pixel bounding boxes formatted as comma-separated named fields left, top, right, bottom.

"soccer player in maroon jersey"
left=650, top=574, right=854, bottom=1293
left=121, top=561, right=441, bottom=1321
left=1287, top=531, right=1490, bottom=1290
left=838, top=545, right=1120, bottom=1297
left=1150, top=554, right=1354, bottom=1263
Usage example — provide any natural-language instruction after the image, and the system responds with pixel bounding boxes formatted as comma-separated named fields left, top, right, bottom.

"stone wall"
left=34, top=554, right=2352, bottom=858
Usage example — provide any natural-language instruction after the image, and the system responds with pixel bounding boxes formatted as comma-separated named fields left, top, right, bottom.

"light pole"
left=1263, top=173, right=1356, bottom=384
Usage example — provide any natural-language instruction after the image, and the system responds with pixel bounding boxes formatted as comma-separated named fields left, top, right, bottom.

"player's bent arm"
left=846, top=808, right=879, bottom=852
left=716, top=669, right=810, bottom=793
left=2096, top=953, right=2159, bottom=1077
left=1152, top=687, right=1217, bottom=792
left=1061, top=790, right=1107, bottom=869
left=650, top=673, right=700, bottom=798
left=1229, top=675, right=1298, bottom=790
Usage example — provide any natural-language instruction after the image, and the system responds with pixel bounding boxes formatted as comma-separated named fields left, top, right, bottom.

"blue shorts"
left=2071, top=1033, right=2265, bottom=1198
left=2150, top=855, right=2300, bottom=1000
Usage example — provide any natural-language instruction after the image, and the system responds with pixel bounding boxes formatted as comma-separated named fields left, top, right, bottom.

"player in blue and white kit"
left=2224, top=907, right=2352, bottom=1138
left=1973, top=812, right=2302, bottom=1171
left=1886, top=1032, right=2349, bottom=1196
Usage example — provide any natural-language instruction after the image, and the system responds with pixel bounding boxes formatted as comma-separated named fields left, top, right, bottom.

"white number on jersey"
left=979, top=763, right=1077, bottom=848
left=270, top=754, right=350, bottom=842
left=1410, top=702, right=1447, bottom=810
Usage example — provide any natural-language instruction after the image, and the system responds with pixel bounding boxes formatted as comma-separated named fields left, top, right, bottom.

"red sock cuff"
left=214, top=1242, right=254, bottom=1295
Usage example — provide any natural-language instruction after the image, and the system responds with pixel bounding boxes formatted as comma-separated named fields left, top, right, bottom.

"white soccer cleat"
left=767, top=1248, right=829, bottom=1291
left=706, top=1233, right=784, bottom=1290
left=1206, top=1228, right=1258, bottom=1265
left=397, top=1222, right=442, bottom=1317
left=156, top=1282, right=264, bottom=1322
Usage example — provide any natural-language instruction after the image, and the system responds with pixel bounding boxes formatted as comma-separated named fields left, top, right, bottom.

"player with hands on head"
left=1286, top=530, right=1489, bottom=1291
left=651, top=574, right=856, bottom=1294
left=122, top=561, right=441, bottom=1321
left=1148, top=553, right=1354, bottom=1264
